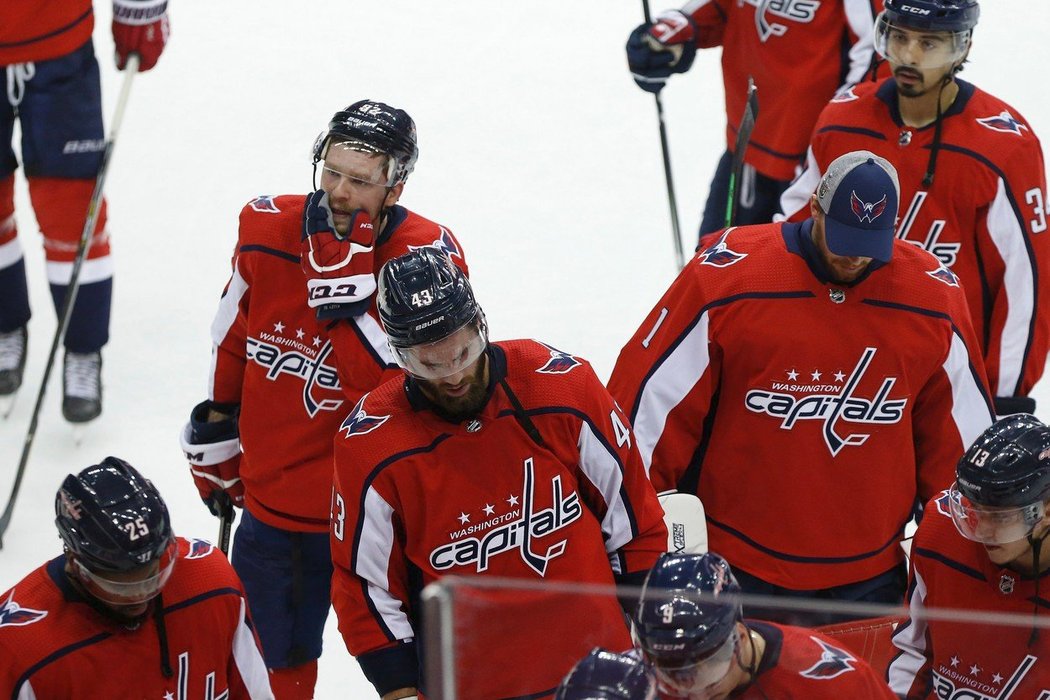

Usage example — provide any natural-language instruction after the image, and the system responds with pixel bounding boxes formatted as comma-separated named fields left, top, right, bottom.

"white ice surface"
left=1, top=2, right=1047, bottom=697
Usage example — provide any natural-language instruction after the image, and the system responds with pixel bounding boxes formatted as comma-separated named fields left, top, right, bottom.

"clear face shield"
left=650, top=628, right=738, bottom=698
left=874, top=12, right=971, bottom=71
left=73, top=538, right=177, bottom=607
left=391, top=317, right=488, bottom=381
left=948, top=483, right=1047, bottom=546
left=313, top=136, right=396, bottom=192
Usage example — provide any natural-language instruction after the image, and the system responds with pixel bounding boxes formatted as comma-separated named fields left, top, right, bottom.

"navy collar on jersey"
left=376, top=204, right=409, bottom=247
left=783, top=219, right=885, bottom=287
left=740, top=621, right=783, bottom=689
left=46, top=554, right=82, bottom=603
left=877, top=77, right=976, bottom=129
left=404, top=343, right=507, bottom=420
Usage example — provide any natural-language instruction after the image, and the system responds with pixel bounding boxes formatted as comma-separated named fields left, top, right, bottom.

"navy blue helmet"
left=312, top=99, right=418, bottom=187
left=378, top=247, right=483, bottom=349
left=555, top=649, right=656, bottom=700
left=55, top=457, right=173, bottom=573
left=634, top=553, right=742, bottom=669
left=882, top=0, right=979, bottom=33
left=956, top=414, right=1050, bottom=508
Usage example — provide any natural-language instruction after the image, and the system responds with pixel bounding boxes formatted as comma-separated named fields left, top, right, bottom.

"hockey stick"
left=642, top=0, right=686, bottom=271
left=218, top=495, right=235, bottom=556
left=0, top=55, right=141, bottom=549
left=723, top=78, right=759, bottom=229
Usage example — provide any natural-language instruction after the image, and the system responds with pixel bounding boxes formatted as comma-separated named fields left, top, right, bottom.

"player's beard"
left=418, top=353, right=491, bottom=423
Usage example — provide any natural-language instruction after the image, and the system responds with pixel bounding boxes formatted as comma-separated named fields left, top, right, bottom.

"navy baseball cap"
left=816, top=151, right=900, bottom=263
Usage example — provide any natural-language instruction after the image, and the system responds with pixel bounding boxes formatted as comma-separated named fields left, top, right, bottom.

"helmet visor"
left=74, top=539, right=177, bottom=606
left=391, top=319, right=487, bottom=380
left=948, top=484, right=1046, bottom=545
left=317, top=138, right=396, bottom=189
left=651, top=628, right=736, bottom=696
left=874, top=13, right=971, bottom=70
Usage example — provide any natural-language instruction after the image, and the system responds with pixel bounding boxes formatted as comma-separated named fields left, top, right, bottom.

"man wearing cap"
left=609, top=150, right=994, bottom=623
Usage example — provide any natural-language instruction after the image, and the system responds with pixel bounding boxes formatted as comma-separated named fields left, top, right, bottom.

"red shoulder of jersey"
left=236, top=194, right=306, bottom=254
left=376, top=208, right=469, bottom=276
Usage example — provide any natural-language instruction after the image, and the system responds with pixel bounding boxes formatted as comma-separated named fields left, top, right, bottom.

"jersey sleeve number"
left=331, top=492, right=346, bottom=541
left=610, top=409, right=631, bottom=449
left=1026, top=187, right=1047, bottom=234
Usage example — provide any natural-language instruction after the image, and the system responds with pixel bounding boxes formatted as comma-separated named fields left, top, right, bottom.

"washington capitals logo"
left=831, top=85, right=860, bottom=103
left=699, top=229, right=748, bottom=268
left=800, top=637, right=857, bottom=680
left=977, top=110, right=1029, bottom=136
left=536, top=343, right=581, bottom=375
left=186, top=538, right=215, bottom=560
left=927, top=263, right=959, bottom=287
left=850, top=191, right=888, bottom=223
left=933, top=489, right=952, bottom=518
left=409, top=227, right=462, bottom=260
left=248, top=195, right=281, bottom=213
left=0, top=591, right=47, bottom=628
left=339, top=394, right=390, bottom=438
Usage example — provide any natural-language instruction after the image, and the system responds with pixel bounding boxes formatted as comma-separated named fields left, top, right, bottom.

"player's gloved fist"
left=112, top=0, right=170, bottom=71
left=180, top=400, right=244, bottom=518
left=301, top=189, right=377, bottom=319
left=626, top=10, right=698, bottom=93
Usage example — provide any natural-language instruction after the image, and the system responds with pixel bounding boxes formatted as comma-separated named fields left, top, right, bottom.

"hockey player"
left=779, top=0, right=1049, bottom=417
left=888, top=415, right=1050, bottom=697
left=634, top=552, right=896, bottom=699
left=330, top=248, right=668, bottom=699
left=179, top=100, right=466, bottom=699
left=0, top=0, right=170, bottom=422
left=556, top=648, right=658, bottom=700
left=608, top=150, right=994, bottom=623
left=626, top=0, right=880, bottom=235
left=0, top=457, right=272, bottom=698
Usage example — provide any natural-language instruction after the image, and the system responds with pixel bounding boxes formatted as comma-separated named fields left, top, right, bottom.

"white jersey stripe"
left=987, top=176, right=1035, bottom=397
left=888, top=568, right=931, bottom=695
left=577, top=420, right=630, bottom=571
left=351, top=312, right=396, bottom=367
left=232, top=598, right=275, bottom=698
left=946, top=330, right=994, bottom=447
left=358, top=489, right=414, bottom=640
left=634, top=311, right=712, bottom=475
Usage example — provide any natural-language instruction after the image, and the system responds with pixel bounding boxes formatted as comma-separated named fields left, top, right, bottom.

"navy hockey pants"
left=231, top=508, right=333, bottom=669
left=697, top=149, right=792, bottom=240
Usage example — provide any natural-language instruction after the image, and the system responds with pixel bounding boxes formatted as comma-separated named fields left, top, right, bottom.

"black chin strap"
left=153, top=592, right=174, bottom=678
left=739, top=625, right=769, bottom=699
left=921, top=78, right=950, bottom=188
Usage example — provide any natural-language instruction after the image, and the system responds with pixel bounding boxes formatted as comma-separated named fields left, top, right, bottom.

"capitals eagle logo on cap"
left=850, top=192, right=888, bottom=224
left=339, top=394, right=390, bottom=438
left=800, top=638, right=857, bottom=680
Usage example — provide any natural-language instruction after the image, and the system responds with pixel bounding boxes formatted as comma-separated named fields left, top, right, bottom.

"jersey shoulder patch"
left=799, top=636, right=858, bottom=680
left=698, top=228, right=748, bottom=268
left=339, top=393, right=391, bottom=438
left=0, top=590, right=47, bottom=628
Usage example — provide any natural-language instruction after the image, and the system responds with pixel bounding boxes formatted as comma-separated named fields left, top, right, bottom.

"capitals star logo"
left=248, top=195, right=281, bottom=213
left=699, top=229, right=748, bottom=268
left=0, top=591, right=47, bottom=628
left=800, top=637, right=857, bottom=680
left=977, top=110, right=1029, bottom=136
left=339, top=394, right=390, bottom=438
left=536, top=343, right=581, bottom=375
left=409, top=227, right=462, bottom=259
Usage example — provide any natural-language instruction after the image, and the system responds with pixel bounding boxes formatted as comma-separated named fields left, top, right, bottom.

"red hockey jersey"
left=679, top=0, right=881, bottom=180
left=208, top=197, right=466, bottom=532
left=0, top=0, right=94, bottom=64
left=780, top=79, right=1050, bottom=403
left=888, top=492, right=1050, bottom=698
left=0, top=537, right=272, bottom=699
left=608, top=222, right=994, bottom=590
left=330, top=341, right=668, bottom=698
left=727, top=621, right=896, bottom=699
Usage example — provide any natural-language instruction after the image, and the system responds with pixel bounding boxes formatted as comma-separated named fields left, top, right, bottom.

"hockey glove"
left=301, top=189, right=378, bottom=320
left=626, top=10, right=698, bottom=94
left=112, top=0, right=170, bottom=72
left=180, top=400, right=244, bottom=518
